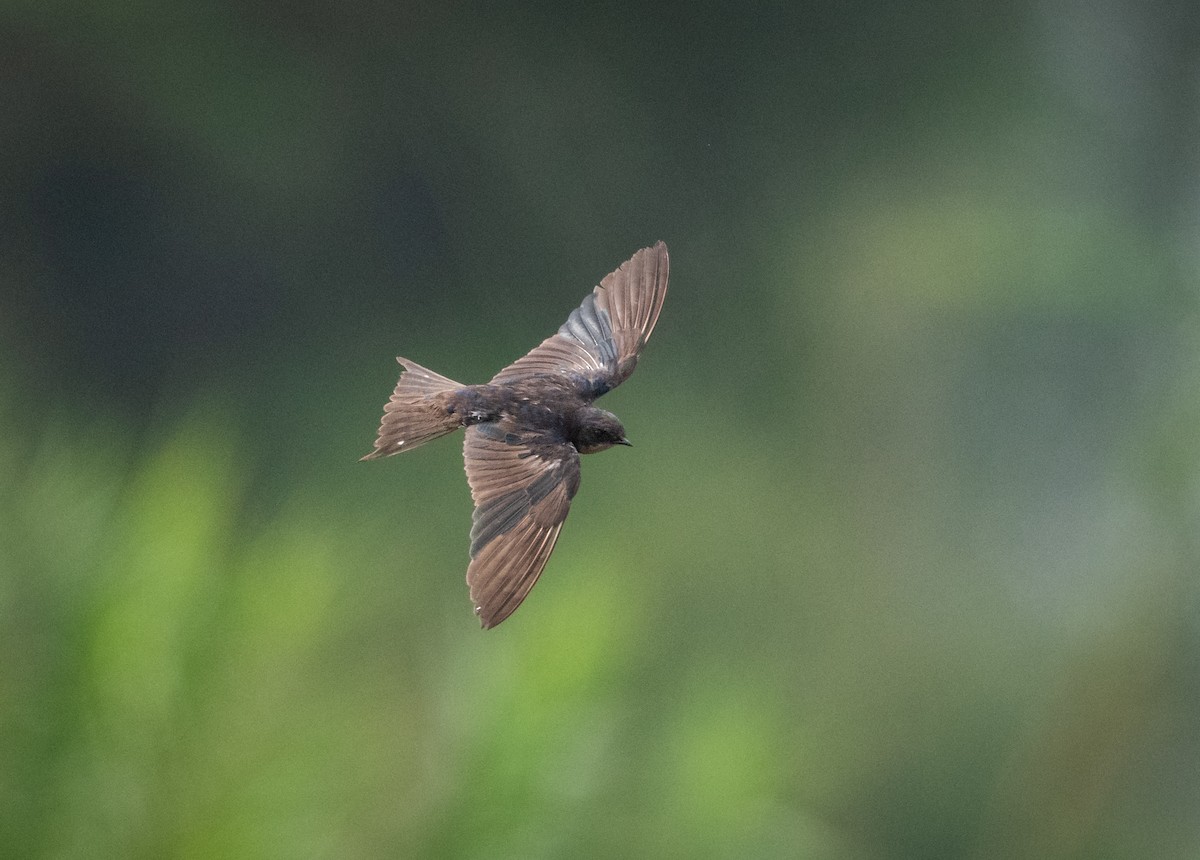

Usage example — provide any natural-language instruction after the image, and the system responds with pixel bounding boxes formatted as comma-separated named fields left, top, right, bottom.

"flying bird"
left=363, top=242, right=670, bottom=628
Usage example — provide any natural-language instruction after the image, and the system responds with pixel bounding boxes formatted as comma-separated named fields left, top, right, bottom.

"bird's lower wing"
left=463, top=423, right=581, bottom=628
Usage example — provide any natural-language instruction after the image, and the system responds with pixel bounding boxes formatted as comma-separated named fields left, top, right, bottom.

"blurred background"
left=2, top=1, right=1198, bottom=857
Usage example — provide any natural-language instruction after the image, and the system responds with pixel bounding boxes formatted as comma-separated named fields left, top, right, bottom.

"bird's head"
left=574, top=408, right=631, bottom=454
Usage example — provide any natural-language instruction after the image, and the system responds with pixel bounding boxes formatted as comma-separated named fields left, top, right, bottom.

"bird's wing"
left=462, top=422, right=582, bottom=628
left=489, top=241, right=670, bottom=397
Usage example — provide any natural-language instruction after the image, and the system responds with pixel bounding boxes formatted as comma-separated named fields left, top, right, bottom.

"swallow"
left=363, top=242, right=670, bottom=628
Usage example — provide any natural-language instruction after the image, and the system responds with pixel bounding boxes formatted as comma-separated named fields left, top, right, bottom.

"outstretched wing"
left=489, top=241, right=670, bottom=397
left=462, top=422, right=582, bottom=628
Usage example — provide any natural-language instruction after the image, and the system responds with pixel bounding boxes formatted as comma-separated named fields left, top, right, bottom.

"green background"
left=2, top=2, right=1198, bottom=857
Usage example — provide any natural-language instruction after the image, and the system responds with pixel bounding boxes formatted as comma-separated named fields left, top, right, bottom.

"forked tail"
left=361, top=358, right=465, bottom=460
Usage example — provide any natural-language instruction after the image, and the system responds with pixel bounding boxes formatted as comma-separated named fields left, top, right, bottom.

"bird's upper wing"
left=462, top=422, right=582, bottom=628
left=489, top=241, right=670, bottom=397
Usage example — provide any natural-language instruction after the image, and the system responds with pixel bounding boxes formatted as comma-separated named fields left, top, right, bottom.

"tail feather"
left=361, top=358, right=465, bottom=460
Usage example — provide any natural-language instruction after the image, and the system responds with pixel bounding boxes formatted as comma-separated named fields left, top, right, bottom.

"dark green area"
left=2, top=2, right=1198, bottom=857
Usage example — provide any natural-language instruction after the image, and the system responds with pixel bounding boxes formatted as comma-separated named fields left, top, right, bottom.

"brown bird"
left=363, top=242, right=670, bottom=628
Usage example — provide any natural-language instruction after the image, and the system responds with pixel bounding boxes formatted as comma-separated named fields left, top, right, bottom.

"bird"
left=362, top=242, right=670, bottom=628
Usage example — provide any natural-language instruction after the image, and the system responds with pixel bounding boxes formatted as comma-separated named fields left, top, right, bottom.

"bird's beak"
left=617, top=437, right=632, bottom=447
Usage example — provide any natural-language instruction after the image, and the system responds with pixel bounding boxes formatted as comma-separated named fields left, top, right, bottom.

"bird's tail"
left=361, top=358, right=465, bottom=460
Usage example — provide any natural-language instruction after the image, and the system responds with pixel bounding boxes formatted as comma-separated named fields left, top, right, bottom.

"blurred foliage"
left=2, top=0, right=1200, bottom=857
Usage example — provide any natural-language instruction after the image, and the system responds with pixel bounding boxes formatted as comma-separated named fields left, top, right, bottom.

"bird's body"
left=446, top=379, right=628, bottom=454
left=363, top=242, right=670, bottom=628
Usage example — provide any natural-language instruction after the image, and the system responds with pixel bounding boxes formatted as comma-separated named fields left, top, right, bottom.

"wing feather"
left=462, top=424, right=581, bottom=628
left=489, top=241, right=670, bottom=395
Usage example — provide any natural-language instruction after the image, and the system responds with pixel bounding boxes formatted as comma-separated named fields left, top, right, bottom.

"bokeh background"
left=3, top=1, right=1199, bottom=857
